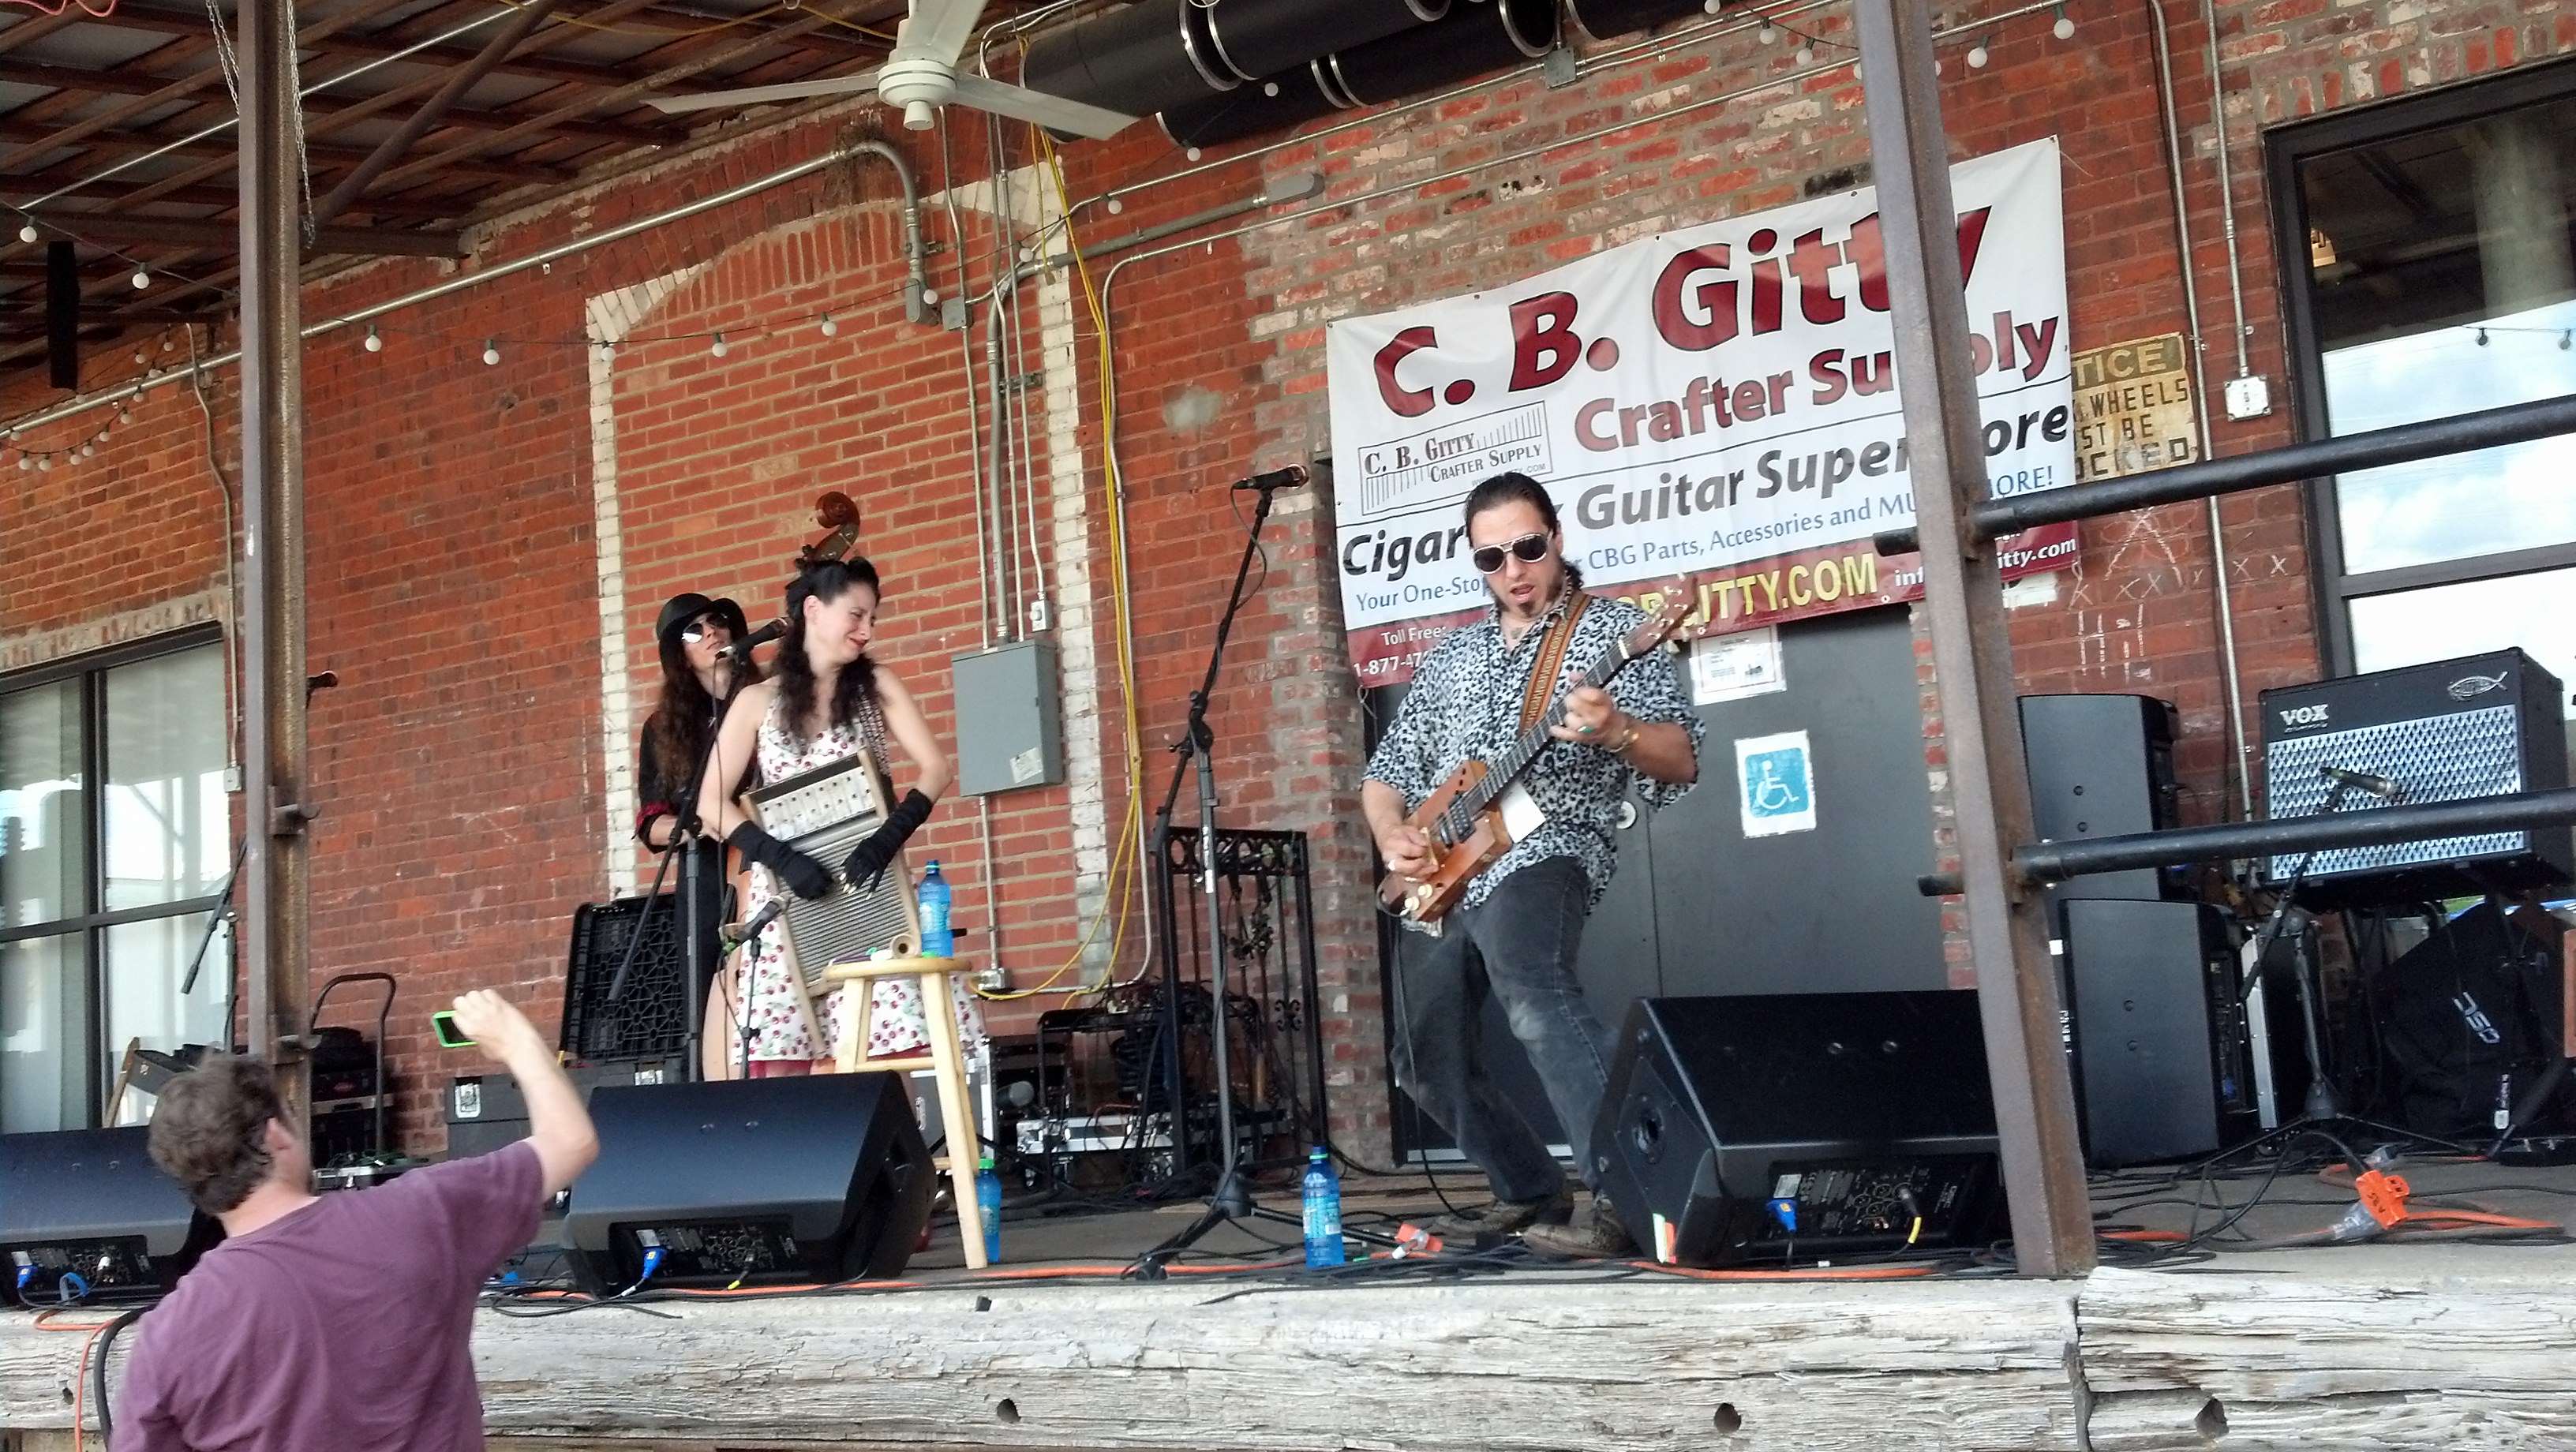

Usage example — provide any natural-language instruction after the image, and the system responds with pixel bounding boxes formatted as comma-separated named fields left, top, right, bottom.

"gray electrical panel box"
left=950, top=639, right=1065, bottom=795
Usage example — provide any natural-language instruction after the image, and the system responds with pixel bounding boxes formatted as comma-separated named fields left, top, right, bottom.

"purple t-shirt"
left=115, top=1141, right=544, bottom=1452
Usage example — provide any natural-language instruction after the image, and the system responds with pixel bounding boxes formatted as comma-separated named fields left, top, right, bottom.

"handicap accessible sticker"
left=1735, top=729, right=1817, bottom=838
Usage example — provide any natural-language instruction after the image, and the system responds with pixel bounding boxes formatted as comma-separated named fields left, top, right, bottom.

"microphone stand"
left=1132, top=474, right=1392, bottom=1278
left=2240, top=772, right=2377, bottom=1125
left=608, top=666, right=742, bottom=1083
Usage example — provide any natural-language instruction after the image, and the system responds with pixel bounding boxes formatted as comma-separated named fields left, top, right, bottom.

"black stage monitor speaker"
left=2260, top=648, right=2571, bottom=906
left=2020, top=694, right=2185, bottom=901
left=1, top=1126, right=223, bottom=1302
left=565, top=1074, right=934, bottom=1292
left=2368, top=900, right=2567, bottom=1140
left=1593, top=991, right=2007, bottom=1268
left=2057, top=898, right=2254, bottom=1166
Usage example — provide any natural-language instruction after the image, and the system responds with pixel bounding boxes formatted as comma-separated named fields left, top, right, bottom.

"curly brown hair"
left=148, top=1053, right=286, bottom=1214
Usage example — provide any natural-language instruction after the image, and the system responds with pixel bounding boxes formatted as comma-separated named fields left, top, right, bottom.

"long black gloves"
left=727, top=821, right=837, bottom=900
left=841, top=789, right=934, bottom=892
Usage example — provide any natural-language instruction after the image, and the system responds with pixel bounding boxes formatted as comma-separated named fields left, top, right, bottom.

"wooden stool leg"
left=919, top=970, right=988, bottom=1270
left=835, top=979, right=866, bottom=1075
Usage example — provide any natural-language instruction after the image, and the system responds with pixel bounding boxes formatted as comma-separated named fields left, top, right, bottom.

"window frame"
left=1, top=623, right=229, bottom=1125
left=2265, top=55, right=2576, bottom=674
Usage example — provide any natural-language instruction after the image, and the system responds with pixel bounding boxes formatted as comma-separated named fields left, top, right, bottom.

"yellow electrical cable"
left=968, top=119, right=1153, bottom=1002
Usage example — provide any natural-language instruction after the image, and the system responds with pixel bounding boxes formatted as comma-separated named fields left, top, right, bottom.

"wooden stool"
left=818, top=955, right=988, bottom=1270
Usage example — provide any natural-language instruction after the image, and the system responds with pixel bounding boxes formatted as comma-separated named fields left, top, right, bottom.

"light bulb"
left=1106, top=196, right=1125, bottom=214
left=820, top=314, right=838, bottom=336
left=710, top=331, right=728, bottom=357
left=1757, top=21, right=1777, bottom=40
left=922, top=288, right=938, bottom=305
left=131, top=268, right=149, bottom=290
left=15, top=223, right=33, bottom=244
left=16, top=455, right=29, bottom=471
left=1796, top=43, right=1814, bottom=63
left=1852, top=62, right=1863, bottom=81
left=481, top=339, right=500, bottom=365
left=1968, top=38, right=1990, bottom=66
left=37, top=454, right=51, bottom=470
left=364, top=325, right=383, bottom=353
left=1263, top=80, right=1279, bottom=95
left=78, top=443, right=92, bottom=458
left=2053, top=8, right=2075, bottom=38
left=1185, top=146, right=1203, bottom=161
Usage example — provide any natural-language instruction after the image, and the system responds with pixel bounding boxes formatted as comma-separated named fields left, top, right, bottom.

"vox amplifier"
left=2260, top=649, right=2570, bottom=906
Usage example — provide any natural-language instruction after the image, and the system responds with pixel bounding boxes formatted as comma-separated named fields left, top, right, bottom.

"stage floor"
left=8, top=1146, right=2575, bottom=1452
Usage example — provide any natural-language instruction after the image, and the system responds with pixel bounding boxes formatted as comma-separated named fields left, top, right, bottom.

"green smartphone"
left=430, top=1010, right=476, bottom=1049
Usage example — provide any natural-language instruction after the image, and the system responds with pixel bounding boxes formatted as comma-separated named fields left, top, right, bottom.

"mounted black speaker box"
left=2259, top=649, right=2571, bottom=907
left=1593, top=992, right=2007, bottom=1268
left=2019, top=693, right=2185, bottom=902
left=1567, top=0, right=1720, bottom=43
left=2057, top=898, right=2256, bottom=1166
left=1, top=1127, right=223, bottom=1301
left=564, top=1074, right=934, bottom=1292
left=1158, top=0, right=1552, bottom=147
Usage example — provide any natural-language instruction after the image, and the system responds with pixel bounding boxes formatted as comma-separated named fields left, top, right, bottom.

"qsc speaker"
left=2260, top=648, right=2571, bottom=906
left=2057, top=899, right=2255, bottom=1166
left=1593, top=992, right=2008, bottom=1268
left=1, top=1127, right=223, bottom=1301
left=565, top=1074, right=934, bottom=1292
left=2020, top=694, right=2185, bottom=901
left=2368, top=901, right=2567, bottom=1140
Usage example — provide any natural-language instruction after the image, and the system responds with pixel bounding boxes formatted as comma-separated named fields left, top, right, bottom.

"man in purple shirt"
left=117, top=990, right=599, bottom=1452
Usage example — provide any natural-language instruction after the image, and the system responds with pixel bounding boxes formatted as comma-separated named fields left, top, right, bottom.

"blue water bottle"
left=1301, top=1147, right=1346, bottom=1267
left=917, top=860, right=953, bottom=957
left=975, top=1154, right=1003, bottom=1263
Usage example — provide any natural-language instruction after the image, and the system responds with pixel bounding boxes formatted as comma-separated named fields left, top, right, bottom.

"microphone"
left=723, top=898, right=787, bottom=950
left=719, top=619, right=785, bottom=662
left=1231, top=464, right=1308, bottom=492
left=2320, top=765, right=2400, bottom=801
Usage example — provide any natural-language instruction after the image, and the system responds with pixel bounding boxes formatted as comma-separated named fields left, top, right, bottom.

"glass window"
left=2284, top=68, right=2576, bottom=701
left=2, top=681, right=86, bottom=929
left=104, top=649, right=229, bottom=911
left=1, top=633, right=228, bottom=1131
left=2, top=934, right=88, bottom=1134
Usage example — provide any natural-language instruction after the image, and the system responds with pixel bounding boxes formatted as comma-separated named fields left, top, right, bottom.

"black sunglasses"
left=678, top=616, right=724, bottom=644
left=1470, top=532, right=1552, bottom=574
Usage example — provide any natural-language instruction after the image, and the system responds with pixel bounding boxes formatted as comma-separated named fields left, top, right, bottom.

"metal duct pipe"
left=1569, top=0, right=1719, bottom=43
left=1158, top=61, right=1349, bottom=148
left=1324, top=0, right=1556, bottom=106
left=1022, top=0, right=1238, bottom=123
left=1204, top=0, right=1444, bottom=80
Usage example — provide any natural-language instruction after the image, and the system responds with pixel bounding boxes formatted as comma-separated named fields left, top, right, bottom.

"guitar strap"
left=1516, top=591, right=1589, bottom=734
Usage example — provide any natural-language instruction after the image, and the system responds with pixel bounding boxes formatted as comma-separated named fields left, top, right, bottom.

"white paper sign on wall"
left=1691, top=627, right=1785, bottom=704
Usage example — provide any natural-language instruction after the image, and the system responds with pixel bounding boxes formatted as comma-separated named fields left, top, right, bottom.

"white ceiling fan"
left=645, top=0, right=1136, bottom=139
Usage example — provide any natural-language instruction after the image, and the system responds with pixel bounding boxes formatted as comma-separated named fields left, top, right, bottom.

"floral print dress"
left=734, top=691, right=989, bottom=1068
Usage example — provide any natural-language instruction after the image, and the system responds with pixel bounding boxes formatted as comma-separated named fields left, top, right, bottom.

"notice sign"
left=1735, top=730, right=1818, bottom=837
left=1329, top=137, right=2080, bottom=685
left=2072, top=333, right=2198, bottom=482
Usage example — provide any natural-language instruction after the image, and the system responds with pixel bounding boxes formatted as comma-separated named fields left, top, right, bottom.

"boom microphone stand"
left=608, top=665, right=745, bottom=1083
left=1133, top=466, right=1391, bottom=1277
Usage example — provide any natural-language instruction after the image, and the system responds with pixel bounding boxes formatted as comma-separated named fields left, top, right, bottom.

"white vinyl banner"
left=1327, top=137, right=2076, bottom=683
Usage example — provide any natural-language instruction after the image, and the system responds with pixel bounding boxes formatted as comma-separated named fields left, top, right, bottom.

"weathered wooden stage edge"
left=8, top=1244, right=2575, bottom=1451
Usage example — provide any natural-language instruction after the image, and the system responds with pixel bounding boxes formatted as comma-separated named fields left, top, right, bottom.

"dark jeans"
left=1391, top=856, right=1612, bottom=1203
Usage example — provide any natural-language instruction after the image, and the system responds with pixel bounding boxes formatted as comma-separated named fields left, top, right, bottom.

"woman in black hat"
left=635, top=592, right=761, bottom=850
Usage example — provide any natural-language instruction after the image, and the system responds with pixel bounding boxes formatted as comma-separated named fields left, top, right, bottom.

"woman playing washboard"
left=697, top=553, right=987, bottom=1076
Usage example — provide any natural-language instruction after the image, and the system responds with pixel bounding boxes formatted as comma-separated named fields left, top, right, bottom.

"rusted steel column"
left=238, top=0, right=312, bottom=1075
left=1851, top=0, right=2094, bottom=1276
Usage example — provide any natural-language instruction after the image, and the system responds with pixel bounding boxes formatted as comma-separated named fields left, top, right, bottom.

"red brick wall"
left=7, top=0, right=2573, bottom=1155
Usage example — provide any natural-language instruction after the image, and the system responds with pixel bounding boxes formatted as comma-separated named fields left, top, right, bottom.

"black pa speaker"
left=2260, top=648, right=2571, bottom=906
left=564, top=1074, right=934, bottom=1291
left=2057, top=899, right=2256, bottom=1166
left=2020, top=693, right=2186, bottom=901
left=1593, top=992, right=2008, bottom=1267
left=2368, top=901, right=2567, bottom=1140
left=1, top=1127, right=224, bottom=1302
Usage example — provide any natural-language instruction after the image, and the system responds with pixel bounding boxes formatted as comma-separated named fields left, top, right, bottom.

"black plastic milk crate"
left=560, top=894, right=691, bottom=1062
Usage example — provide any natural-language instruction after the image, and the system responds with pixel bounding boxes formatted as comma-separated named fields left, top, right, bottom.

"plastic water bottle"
left=1301, top=1147, right=1346, bottom=1267
left=975, top=1154, right=1003, bottom=1263
left=917, top=861, right=953, bottom=957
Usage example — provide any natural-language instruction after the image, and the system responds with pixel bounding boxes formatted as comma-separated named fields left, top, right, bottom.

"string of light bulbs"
left=5, top=274, right=923, bottom=471
left=1725, top=0, right=2080, bottom=75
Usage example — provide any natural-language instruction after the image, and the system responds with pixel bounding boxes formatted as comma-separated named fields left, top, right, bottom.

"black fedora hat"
left=654, top=592, right=751, bottom=653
